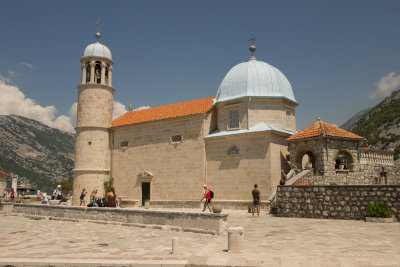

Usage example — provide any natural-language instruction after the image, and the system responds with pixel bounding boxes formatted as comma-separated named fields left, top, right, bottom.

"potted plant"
left=365, top=201, right=394, bottom=223
left=144, top=199, right=150, bottom=209
left=22, top=196, right=32, bottom=204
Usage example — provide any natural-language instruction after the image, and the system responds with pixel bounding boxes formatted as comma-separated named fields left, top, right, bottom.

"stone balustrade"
left=359, top=148, right=394, bottom=165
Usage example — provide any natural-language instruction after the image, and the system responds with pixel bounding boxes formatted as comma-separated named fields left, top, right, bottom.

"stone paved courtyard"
left=0, top=209, right=399, bottom=266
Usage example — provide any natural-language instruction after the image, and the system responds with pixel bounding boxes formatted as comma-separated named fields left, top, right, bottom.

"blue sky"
left=1, top=0, right=400, bottom=132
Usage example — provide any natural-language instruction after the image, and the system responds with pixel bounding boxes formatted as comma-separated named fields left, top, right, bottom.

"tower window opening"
left=86, top=63, right=90, bottom=83
left=88, top=141, right=92, bottom=145
left=228, top=109, right=239, bottom=129
left=94, top=61, right=101, bottom=84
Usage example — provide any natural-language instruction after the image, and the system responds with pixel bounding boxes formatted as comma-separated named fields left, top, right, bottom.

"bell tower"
left=72, top=23, right=114, bottom=206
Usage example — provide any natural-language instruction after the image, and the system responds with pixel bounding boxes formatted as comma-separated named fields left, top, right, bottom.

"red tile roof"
left=287, top=119, right=364, bottom=141
left=112, top=96, right=215, bottom=128
left=0, top=170, right=8, bottom=176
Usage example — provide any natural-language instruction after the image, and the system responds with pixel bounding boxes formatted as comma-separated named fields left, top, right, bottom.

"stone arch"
left=295, top=150, right=317, bottom=171
left=334, top=150, right=354, bottom=171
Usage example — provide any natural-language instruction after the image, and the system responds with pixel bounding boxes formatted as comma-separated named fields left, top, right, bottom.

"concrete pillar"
left=228, top=226, right=243, bottom=252
left=89, top=61, right=95, bottom=83
left=107, top=66, right=112, bottom=86
left=81, top=63, right=86, bottom=84
left=101, top=63, right=106, bottom=84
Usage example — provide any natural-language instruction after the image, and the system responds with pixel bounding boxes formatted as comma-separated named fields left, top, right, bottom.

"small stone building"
left=287, top=119, right=399, bottom=185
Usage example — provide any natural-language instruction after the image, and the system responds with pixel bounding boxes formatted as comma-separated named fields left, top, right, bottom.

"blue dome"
left=83, top=42, right=112, bottom=59
left=216, top=60, right=296, bottom=103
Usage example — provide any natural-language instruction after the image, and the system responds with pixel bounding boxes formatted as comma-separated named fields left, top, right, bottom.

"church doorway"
left=142, top=182, right=150, bottom=206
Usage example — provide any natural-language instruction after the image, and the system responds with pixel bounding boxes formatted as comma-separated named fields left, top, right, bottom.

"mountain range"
left=0, top=114, right=74, bottom=189
left=341, top=89, right=400, bottom=161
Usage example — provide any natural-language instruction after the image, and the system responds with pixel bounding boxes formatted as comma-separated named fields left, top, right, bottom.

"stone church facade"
left=72, top=34, right=297, bottom=207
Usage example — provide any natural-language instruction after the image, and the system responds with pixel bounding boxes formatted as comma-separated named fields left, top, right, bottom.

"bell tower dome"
left=72, top=23, right=115, bottom=206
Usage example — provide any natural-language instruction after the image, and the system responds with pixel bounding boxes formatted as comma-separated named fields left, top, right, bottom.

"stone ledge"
left=11, top=204, right=228, bottom=235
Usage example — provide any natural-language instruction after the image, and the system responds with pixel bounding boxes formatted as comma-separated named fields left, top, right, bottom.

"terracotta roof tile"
left=287, top=120, right=364, bottom=141
left=112, top=96, right=215, bottom=128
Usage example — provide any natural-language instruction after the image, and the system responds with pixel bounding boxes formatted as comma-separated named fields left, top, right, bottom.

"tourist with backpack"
left=200, top=185, right=213, bottom=212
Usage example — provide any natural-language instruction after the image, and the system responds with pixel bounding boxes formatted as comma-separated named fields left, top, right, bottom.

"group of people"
left=79, top=187, right=117, bottom=208
left=2, top=188, right=16, bottom=200
left=200, top=183, right=262, bottom=218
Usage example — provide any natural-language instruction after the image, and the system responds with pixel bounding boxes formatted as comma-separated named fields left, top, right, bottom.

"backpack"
left=210, top=190, right=214, bottom=199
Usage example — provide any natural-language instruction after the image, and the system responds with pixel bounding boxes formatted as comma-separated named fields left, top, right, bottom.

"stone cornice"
left=80, top=56, right=113, bottom=65
left=77, top=83, right=115, bottom=93
left=73, top=169, right=110, bottom=174
left=75, top=126, right=111, bottom=131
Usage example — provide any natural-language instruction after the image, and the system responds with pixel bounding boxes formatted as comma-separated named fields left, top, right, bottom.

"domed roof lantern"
left=215, top=36, right=297, bottom=104
left=83, top=19, right=112, bottom=59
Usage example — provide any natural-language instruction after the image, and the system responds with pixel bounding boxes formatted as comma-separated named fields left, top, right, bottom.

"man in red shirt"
left=200, top=185, right=212, bottom=212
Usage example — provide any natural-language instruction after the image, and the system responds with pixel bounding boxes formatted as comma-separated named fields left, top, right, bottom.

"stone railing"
left=359, top=148, right=394, bottom=165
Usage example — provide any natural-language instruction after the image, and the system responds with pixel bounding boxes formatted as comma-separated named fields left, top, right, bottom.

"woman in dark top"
left=105, top=187, right=117, bottom=207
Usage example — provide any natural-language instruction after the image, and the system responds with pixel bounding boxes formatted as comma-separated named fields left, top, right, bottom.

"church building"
left=72, top=32, right=298, bottom=208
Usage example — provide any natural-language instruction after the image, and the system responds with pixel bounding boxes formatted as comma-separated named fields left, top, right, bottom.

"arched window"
left=94, top=61, right=101, bottom=84
left=227, top=145, right=239, bottom=155
left=335, top=150, right=353, bottom=171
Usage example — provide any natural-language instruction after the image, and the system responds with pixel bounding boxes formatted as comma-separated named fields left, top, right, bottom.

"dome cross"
left=95, top=18, right=101, bottom=40
left=248, top=34, right=256, bottom=60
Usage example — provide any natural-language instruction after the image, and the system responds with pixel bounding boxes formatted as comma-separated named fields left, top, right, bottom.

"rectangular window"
left=286, top=110, right=291, bottom=129
left=229, top=109, right=239, bottom=129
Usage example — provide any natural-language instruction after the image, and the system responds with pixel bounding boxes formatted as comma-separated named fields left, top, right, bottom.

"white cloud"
left=20, top=62, right=34, bottom=68
left=369, top=71, right=400, bottom=100
left=133, top=106, right=150, bottom=111
left=0, top=77, right=146, bottom=133
left=0, top=75, right=11, bottom=84
left=113, top=101, right=128, bottom=119
left=0, top=78, right=73, bottom=131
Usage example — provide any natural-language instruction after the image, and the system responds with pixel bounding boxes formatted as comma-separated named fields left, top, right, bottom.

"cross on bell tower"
left=249, top=34, right=256, bottom=60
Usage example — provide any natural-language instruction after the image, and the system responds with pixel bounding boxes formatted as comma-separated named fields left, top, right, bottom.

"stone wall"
left=12, top=204, right=228, bottom=235
left=112, top=115, right=207, bottom=202
left=205, top=133, right=289, bottom=200
left=276, top=185, right=400, bottom=220
left=249, top=98, right=296, bottom=132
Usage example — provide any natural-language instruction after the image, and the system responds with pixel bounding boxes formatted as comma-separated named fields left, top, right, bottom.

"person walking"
left=200, top=185, right=212, bottom=212
left=252, top=184, right=260, bottom=218
left=10, top=188, right=15, bottom=201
